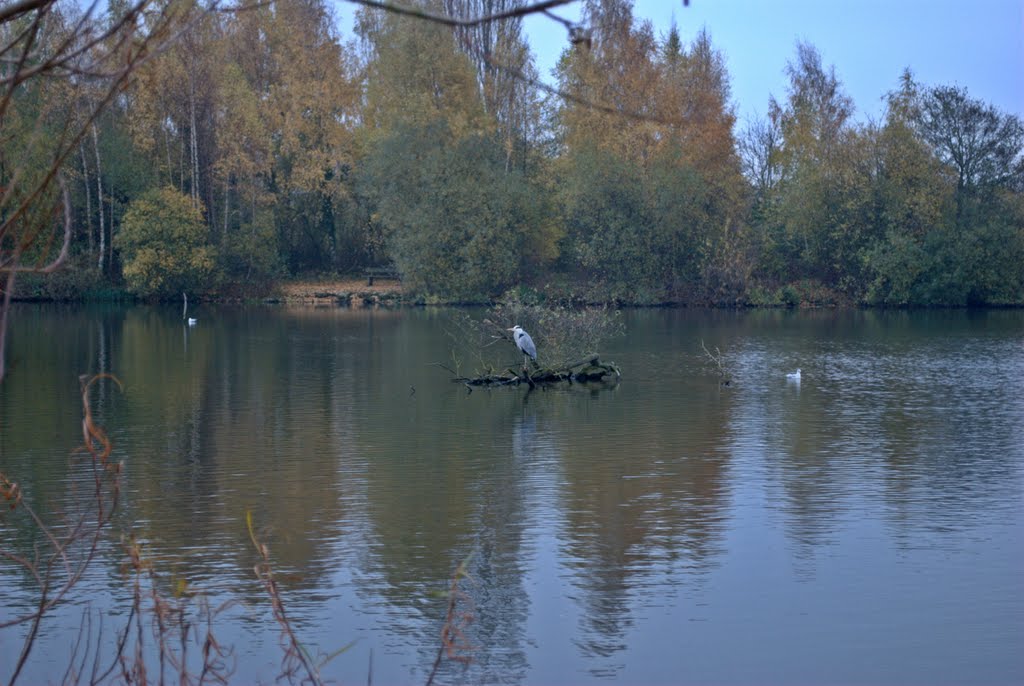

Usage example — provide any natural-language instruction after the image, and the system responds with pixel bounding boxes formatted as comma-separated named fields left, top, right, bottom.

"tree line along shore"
left=6, top=1, right=1023, bottom=308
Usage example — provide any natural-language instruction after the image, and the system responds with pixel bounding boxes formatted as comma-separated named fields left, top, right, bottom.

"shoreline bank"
left=11, top=277, right=1024, bottom=309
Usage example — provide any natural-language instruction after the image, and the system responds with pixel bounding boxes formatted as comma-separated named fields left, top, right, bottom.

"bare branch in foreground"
left=343, top=0, right=575, bottom=28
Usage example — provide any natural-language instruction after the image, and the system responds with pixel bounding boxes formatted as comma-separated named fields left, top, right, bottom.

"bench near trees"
left=364, top=266, right=401, bottom=286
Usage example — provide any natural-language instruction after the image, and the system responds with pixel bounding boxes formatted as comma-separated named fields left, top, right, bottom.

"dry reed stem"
left=246, top=510, right=325, bottom=686
left=425, top=555, right=476, bottom=686
left=1, top=374, right=122, bottom=684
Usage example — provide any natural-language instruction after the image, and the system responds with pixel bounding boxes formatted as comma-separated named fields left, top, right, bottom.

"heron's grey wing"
left=520, top=332, right=537, bottom=359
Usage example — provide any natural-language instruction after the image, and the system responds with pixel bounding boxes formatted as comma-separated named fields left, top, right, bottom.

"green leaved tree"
left=116, top=187, right=219, bottom=298
left=358, top=122, right=545, bottom=300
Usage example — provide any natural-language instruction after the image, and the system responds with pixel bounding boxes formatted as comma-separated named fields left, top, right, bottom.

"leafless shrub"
left=1, top=375, right=311, bottom=685
left=701, top=339, right=733, bottom=386
left=1, top=374, right=122, bottom=684
left=444, top=291, right=623, bottom=377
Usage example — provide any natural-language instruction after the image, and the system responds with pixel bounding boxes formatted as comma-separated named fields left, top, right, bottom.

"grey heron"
left=508, top=325, right=537, bottom=362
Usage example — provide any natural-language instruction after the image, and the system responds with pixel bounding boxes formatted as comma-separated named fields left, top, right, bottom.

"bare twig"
left=1, top=374, right=123, bottom=685
left=344, top=0, right=575, bottom=28
left=425, top=555, right=475, bottom=686
left=247, top=510, right=325, bottom=686
left=0, top=0, right=217, bottom=384
left=0, top=176, right=73, bottom=275
left=701, top=339, right=733, bottom=386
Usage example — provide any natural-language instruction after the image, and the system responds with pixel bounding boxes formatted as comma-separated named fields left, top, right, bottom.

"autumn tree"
left=354, top=2, right=558, bottom=295
left=655, top=27, right=736, bottom=179
left=121, top=0, right=359, bottom=278
left=211, top=59, right=280, bottom=282
left=260, top=0, right=358, bottom=272
left=126, top=3, right=220, bottom=212
left=556, top=0, right=660, bottom=161
left=755, top=42, right=877, bottom=293
left=655, top=25, right=749, bottom=300
left=116, top=186, right=219, bottom=298
left=443, top=0, right=545, bottom=170
left=555, top=5, right=746, bottom=301
left=358, top=3, right=490, bottom=138
left=1, top=9, right=75, bottom=270
left=1, top=0, right=195, bottom=379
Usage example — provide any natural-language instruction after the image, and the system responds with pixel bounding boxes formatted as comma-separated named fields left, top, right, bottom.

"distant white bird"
left=183, top=292, right=197, bottom=326
left=786, top=368, right=802, bottom=382
left=508, top=325, right=537, bottom=362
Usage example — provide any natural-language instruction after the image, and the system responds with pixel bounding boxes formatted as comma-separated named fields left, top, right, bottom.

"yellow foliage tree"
left=358, top=3, right=491, bottom=141
left=116, top=187, right=219, bottom=298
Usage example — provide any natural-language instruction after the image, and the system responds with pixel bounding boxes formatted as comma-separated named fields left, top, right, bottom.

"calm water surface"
left=1, top=305, right=1022, bottom=685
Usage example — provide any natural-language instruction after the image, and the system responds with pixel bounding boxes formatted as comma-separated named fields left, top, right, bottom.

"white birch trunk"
left=92, top=124, right=105, bottom=273
left=80, top=142, right=94, bottom=257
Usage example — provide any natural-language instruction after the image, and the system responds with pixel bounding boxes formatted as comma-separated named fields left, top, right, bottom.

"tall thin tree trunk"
left=92, top=124, right=105, bottom=274
left=107, top=198, right=115, bottom=271
left=180, top=126, right=186, bottom=194
left=164, top=124, right=173, bottom=187
left=223, top=174, right=230, bottom=242
left=79, top=142, right=94, bottom=257
left=189, top=72, right=200, bottom=209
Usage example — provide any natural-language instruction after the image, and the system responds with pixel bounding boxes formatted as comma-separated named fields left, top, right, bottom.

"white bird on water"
left=183, top=292, right=197, bottom=326
left=786, top=368, right=801, bottom=382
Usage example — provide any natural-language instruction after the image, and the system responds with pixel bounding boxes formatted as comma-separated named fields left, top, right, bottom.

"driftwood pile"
left=449, top=353, right=620, bottom=388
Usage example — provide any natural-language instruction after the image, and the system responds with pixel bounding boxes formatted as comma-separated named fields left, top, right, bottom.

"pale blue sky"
left=337, top=0, right=1024, bottom=126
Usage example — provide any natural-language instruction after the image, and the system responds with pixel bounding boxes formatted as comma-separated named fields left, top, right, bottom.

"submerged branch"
left=445, top=353, right=620, bottom=387
left=700, top=339, right=733, bottom=387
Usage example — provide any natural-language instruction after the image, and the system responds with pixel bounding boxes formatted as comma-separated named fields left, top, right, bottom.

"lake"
left=1, top=304, right=1022, bottom=685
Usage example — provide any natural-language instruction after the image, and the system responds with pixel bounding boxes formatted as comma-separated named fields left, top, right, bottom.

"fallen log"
left=448, top=353, right=621, bottom=387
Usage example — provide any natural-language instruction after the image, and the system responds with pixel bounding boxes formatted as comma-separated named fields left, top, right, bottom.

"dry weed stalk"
left=2, top=374, right=239, bottom=685
left=425, top=555, right=475, bottom=686
left=1, top=374, right=123, bottom=685
left=246, top=511, right=327, bottom=686
left=113, top=538, right=237, bottom=686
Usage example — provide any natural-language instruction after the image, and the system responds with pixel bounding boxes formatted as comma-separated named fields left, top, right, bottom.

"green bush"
left=116, top=187, right=220, bottom=299
left=557, top=145, right=714, bottom=303
left=13, top=256, right=134, bottom=301
left=221, top=210, right=284, bottom=292
left=357, top=122, right=546, bottom=301
left=779, top=285, right=800, bottom=307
